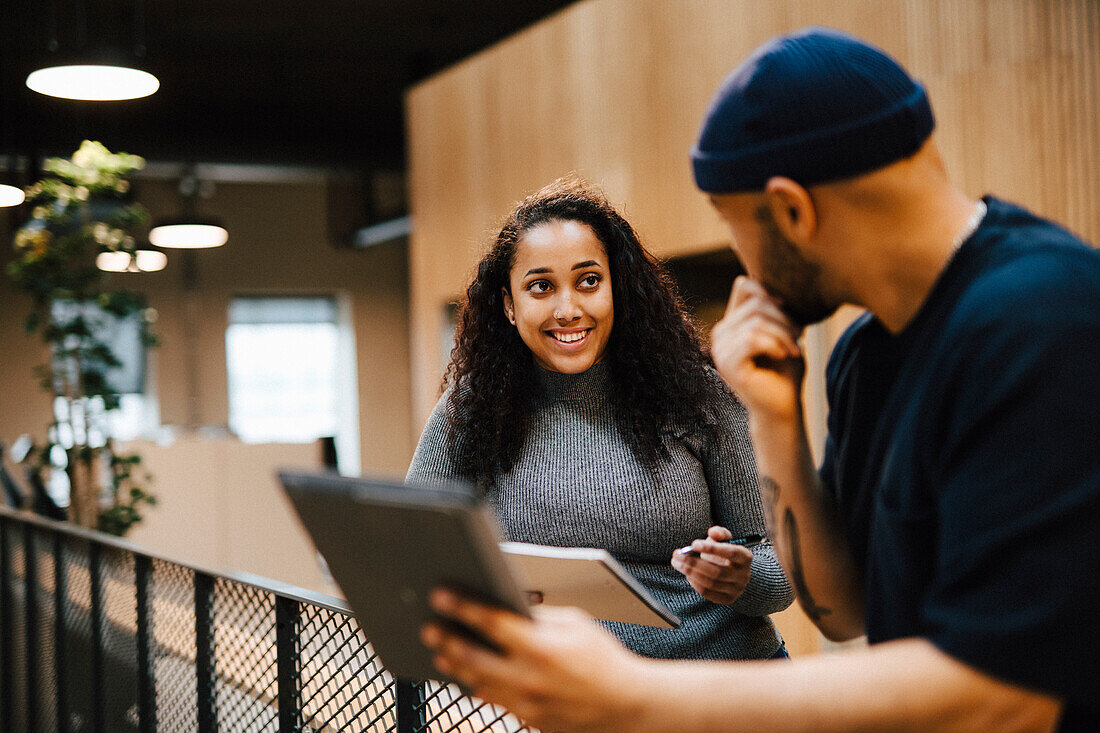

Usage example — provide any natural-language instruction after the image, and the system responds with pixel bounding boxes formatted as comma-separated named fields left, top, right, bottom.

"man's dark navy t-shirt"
left=819, top=197, right=1100, bottom=730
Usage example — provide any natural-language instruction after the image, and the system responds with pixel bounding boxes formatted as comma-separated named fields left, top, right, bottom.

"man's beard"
left=755, top=204, right=839, bottom=327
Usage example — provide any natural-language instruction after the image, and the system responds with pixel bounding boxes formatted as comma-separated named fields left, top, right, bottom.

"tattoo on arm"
left=785, top=507, right=832, bottom=621
left=761, top=476, right=833, bottom=620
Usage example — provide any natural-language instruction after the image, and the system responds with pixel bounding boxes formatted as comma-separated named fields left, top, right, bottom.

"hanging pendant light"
left=148, top=171, right=228, bottom=249
left=27, top=64, right=159, bottom=102
left=0, top=156, right=26, bottom=207
left=27, top=0, right=159, bottom=102
left=148, top=220, right=229, bottom=249
left=0, top=184, right=25, bottom=208
left=96, top=248, right=167, bottom=273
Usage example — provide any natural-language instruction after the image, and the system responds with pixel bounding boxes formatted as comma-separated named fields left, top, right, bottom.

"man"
left=421, top=27, right=1100, bottom=732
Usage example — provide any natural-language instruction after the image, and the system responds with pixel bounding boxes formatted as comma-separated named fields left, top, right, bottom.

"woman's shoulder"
left=663, top=363, right=746, bottom=438
left=422, top=384, right=460, bottom=434
left=698, top=364, right=745, bottom=413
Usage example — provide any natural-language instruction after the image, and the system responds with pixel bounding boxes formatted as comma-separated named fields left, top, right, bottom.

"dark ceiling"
left=1, top=0, right=578, bottom=174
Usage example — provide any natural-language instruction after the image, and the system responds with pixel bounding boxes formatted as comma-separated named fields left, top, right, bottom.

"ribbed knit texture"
left=407, top=361, right=793, bottom=660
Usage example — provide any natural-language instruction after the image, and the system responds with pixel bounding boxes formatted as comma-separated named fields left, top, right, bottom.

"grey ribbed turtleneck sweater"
left=407, top=361, right=793, bottom=660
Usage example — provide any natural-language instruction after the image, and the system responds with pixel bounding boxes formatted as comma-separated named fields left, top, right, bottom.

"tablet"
left=278, top=470, right=530, bottom=683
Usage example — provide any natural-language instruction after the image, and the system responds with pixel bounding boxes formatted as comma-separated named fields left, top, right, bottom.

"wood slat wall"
left=407, top=0, right=1099, bottom=423
left=405, top=0, right=1100, bottom=654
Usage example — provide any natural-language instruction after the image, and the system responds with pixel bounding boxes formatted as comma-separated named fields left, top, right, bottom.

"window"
left=49, top=300, right=159, bottom=446
left=226, top=296, right=360, bottom=474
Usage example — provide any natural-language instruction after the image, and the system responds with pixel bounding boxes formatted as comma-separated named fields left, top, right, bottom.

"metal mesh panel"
left=0, top=511, right=543, bottom=733
left=30, top=528, right=59, bottom=731
left=101, top=547, right=140, bottom=730
left=6, top=521, right=28, bottom=733
left=418, top=682, right=535, bottom=733
left=298, top=603, right=396, bottom=732
left=212, top=579, right=278, bottom=731
left=60, top=535, right=95, bottom=732
left=150, top=560, right=198, bottom=731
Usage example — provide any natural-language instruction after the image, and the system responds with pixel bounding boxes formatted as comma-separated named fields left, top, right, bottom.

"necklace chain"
left=952, top=199, right=987, bottom=252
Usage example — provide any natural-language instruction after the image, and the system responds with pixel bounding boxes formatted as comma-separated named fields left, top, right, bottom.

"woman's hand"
left=671, top=525, right=753, bottom=605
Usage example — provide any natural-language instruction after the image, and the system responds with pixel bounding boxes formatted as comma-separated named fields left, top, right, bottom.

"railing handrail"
left=0, top=504, right=353, bottom=616
left=1, top=502, right=532, bottom=731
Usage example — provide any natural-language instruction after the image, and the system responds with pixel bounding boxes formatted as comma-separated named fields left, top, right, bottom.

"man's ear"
left=502, top=287, right=515, bottom=325
left=763, top=177, right=816, bottom=245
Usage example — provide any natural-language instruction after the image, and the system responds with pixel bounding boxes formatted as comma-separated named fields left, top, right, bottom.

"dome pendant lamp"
left=149, top=171, right=229, bottom=250
left=96, top=248, right=167, bottom=273
left=0, top=184, right=24, bottom=208
left=27, top=0, right=160, bottom=102
left=1, top=157, right=27, bottom=207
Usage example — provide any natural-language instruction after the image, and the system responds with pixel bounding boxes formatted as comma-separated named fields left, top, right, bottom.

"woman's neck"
left=535, top=359, right=611, bottom=402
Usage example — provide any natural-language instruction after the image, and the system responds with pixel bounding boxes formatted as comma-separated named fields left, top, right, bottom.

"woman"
left=408, top=177, right=793, bottom=660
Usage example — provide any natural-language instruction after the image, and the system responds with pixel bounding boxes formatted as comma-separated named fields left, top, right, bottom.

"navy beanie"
left=691, top=27, right=935, bottom=193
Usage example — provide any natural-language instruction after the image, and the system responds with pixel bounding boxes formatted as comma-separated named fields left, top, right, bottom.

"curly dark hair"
left=445, top=177, right=721, bottom=488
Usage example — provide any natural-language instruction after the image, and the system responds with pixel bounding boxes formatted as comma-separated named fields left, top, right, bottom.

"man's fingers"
left=714, top=302, right=801, bottom=361
left=725, top=275, right=771, bottom=317
left=424, top=624, right=515, bottom=693
left=726, top=293, right=796, bottom=334
left=741, top=325, right=801, bottom=362
left=719, top=277, right=803, bottom=358
left=429, top=588, right=530, bottom=650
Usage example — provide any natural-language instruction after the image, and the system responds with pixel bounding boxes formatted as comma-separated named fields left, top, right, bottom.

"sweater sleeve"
left=701, top=374, right=795, bottom=617
left=405, top=389, right=465, bottom=486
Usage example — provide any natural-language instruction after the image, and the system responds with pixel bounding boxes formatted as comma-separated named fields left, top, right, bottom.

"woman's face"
left=502, top=219, right=614, bottom=374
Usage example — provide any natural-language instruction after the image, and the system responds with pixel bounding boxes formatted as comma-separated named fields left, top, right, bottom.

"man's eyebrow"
left=571, top=260, right=600, bottom=270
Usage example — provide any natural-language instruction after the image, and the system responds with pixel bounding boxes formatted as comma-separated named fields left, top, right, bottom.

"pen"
left=678, top=533, right=765, bottom=557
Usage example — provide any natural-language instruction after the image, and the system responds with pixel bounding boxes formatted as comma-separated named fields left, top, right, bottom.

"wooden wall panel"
left=408, top=0, right=1100, bottom=422
left=406, top=0, right=1100, bottom=654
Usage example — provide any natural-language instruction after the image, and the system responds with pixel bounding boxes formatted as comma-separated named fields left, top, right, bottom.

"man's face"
left=709, top=192, right=838, bottom=327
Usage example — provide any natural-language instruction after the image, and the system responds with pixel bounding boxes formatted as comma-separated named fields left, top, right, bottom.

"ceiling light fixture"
left=0, top=156, right=26, bottom=207
left=148, top=170, right=229, bottom=249
left=0, top=184, right=25, bottom=208
left=149, top=220, right=228, bottom=249
left=27, top=0, right=159, bottom=102
left=27, top=64, right=159, bottom=102
left=96, top=249, right=167, bottom=273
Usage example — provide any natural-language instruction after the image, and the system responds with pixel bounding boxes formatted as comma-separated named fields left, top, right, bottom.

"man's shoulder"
left=972, top=196, right=1098, bottom=281
left=953, top=220, right=1100, bottom=337
left=925, top=206, right=1100, bottom=388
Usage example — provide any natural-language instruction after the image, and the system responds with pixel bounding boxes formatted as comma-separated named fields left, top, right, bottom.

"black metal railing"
left=0, top=506, right=534, bottom=732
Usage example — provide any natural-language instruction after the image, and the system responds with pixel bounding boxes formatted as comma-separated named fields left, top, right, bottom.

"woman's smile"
left=548, top=328, right=591, bottom=347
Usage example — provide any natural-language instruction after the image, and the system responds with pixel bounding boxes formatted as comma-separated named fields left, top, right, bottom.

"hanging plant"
left=8, top=141, right=157, bottom=535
